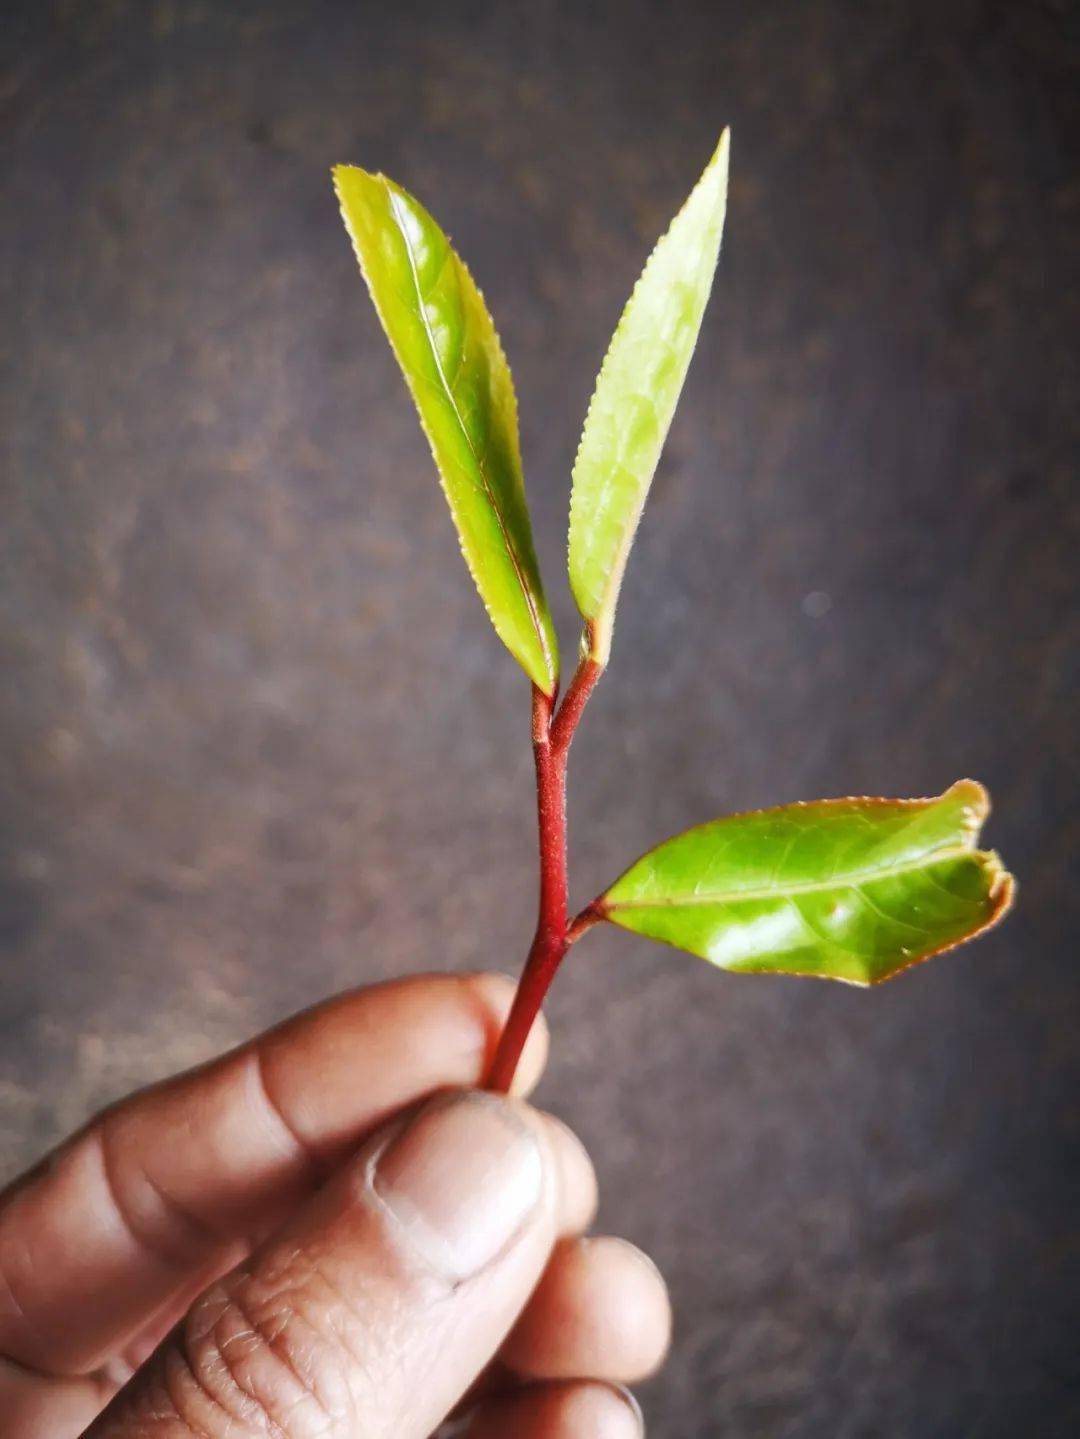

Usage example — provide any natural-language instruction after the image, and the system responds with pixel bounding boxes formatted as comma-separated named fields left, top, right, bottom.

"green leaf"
left=568, top=130, right=730, bottom=665
left=334, top=165, right=559, bottom=695
left=599, top=780, right=1014, bottom=985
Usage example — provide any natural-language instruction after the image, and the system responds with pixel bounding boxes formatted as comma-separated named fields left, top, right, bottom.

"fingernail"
left=613, top=1385, right=645, bottom=1434
left=372, top=1091, right=543, bottom=1281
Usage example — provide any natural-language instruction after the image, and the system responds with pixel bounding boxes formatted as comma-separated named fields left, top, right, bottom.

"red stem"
left=487, top=653, right=603, bottom=1093
left=550, top=654, right=603, bottom=753
left=566, top=902, right=604, bottom=945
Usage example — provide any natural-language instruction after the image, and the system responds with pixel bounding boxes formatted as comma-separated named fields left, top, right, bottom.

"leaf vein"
left=383, top=181, right=551, bottom=686
left=608, top=846, right=978, bottom=909
left=852, top=881, right=937, bottom=936
left=789, top=894, right=876, bottom=964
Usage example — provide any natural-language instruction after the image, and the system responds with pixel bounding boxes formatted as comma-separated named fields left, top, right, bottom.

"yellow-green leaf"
left=334, top=165, right=559, bottom=695
left=600, top=780, right=1014, bottom=985
left=568, top=131, right=730, bottom=665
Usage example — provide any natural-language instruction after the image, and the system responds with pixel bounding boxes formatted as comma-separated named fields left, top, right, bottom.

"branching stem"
left=486, top=649, right=604, bottom=1092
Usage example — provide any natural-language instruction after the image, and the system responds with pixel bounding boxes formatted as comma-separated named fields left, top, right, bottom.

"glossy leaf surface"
left=568, top=131, right=730, bottom=664
left=334, top=165, right=558, bottom=694
left=600, top=781, right=1013, bottom=984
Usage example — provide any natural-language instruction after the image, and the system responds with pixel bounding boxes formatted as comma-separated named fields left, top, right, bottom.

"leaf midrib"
left=384, top=180, right=553, bottom=687
left=606, top=843, right=979, bottom=909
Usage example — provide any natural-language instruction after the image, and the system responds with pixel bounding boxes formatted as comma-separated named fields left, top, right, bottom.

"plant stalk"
left=487, top=653, right=603, bottom=1092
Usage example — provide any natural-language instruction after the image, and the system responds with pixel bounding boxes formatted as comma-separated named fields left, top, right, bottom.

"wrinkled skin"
left=0, top=972, right=671, bottom=1439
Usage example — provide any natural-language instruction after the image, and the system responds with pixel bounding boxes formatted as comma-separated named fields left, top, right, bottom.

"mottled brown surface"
left=1, top=1, right=1077, bottom=1433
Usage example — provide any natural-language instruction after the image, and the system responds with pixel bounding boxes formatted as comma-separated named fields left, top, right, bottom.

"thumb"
left=88, top=1090, right=589, bottom=1439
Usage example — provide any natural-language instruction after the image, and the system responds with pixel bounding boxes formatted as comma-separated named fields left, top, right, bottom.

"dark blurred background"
left=2, top=1, right=1077, bottom=1433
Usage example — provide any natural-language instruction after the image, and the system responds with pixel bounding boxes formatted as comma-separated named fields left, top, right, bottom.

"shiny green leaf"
left=568, top=131, right=730, bottom=665
left=600, top=780, right=1014, bottom=985
left=334, top=165, right=558, bottom=695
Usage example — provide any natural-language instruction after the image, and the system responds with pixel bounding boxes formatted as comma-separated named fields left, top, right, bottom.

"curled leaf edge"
left=593, top=779, right=1016, bottom=987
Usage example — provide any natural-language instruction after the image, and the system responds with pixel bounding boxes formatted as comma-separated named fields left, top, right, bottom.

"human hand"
left=0, top=973, right=670, bottom=1437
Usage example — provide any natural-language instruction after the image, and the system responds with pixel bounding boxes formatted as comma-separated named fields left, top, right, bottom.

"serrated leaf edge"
left=596, top=779, right=1015, bottom=986
left=334, top=166, right=558, bottom=695
left=754, top=858, right=1015, bottom=988
left=604, top=856, right=1014, bottom=989
left=568, top=129, right=730, bottom=664
left=601, top=779, right=990, bottom=896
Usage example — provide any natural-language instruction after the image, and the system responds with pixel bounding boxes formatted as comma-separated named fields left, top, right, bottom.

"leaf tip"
left=944, top=777, right=991, bottom=834
left=983, top=850, right=1016, bottom=918
left=861, top=847, right=1015, bottom=986
left=331, top=162, right=363, bottom=195
left=700, top=127, right=730, bottom=202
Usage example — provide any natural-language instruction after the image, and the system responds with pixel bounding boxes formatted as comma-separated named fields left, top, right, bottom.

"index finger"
left=0, top=971, right=548, bottom=1377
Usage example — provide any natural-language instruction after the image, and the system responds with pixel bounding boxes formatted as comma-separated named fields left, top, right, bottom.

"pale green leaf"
left=334, top=165, right=559, bottom=694
left=568, top=131, right=730, bottom=664
left=600, top=780, right=1014, bottom=985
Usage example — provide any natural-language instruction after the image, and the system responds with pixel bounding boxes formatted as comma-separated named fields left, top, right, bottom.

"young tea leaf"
left=599, top=780, right=1014, bottom=985
left=334, top=166, right=559, bottom=695
left=568, top=130, right=730, bottom=665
